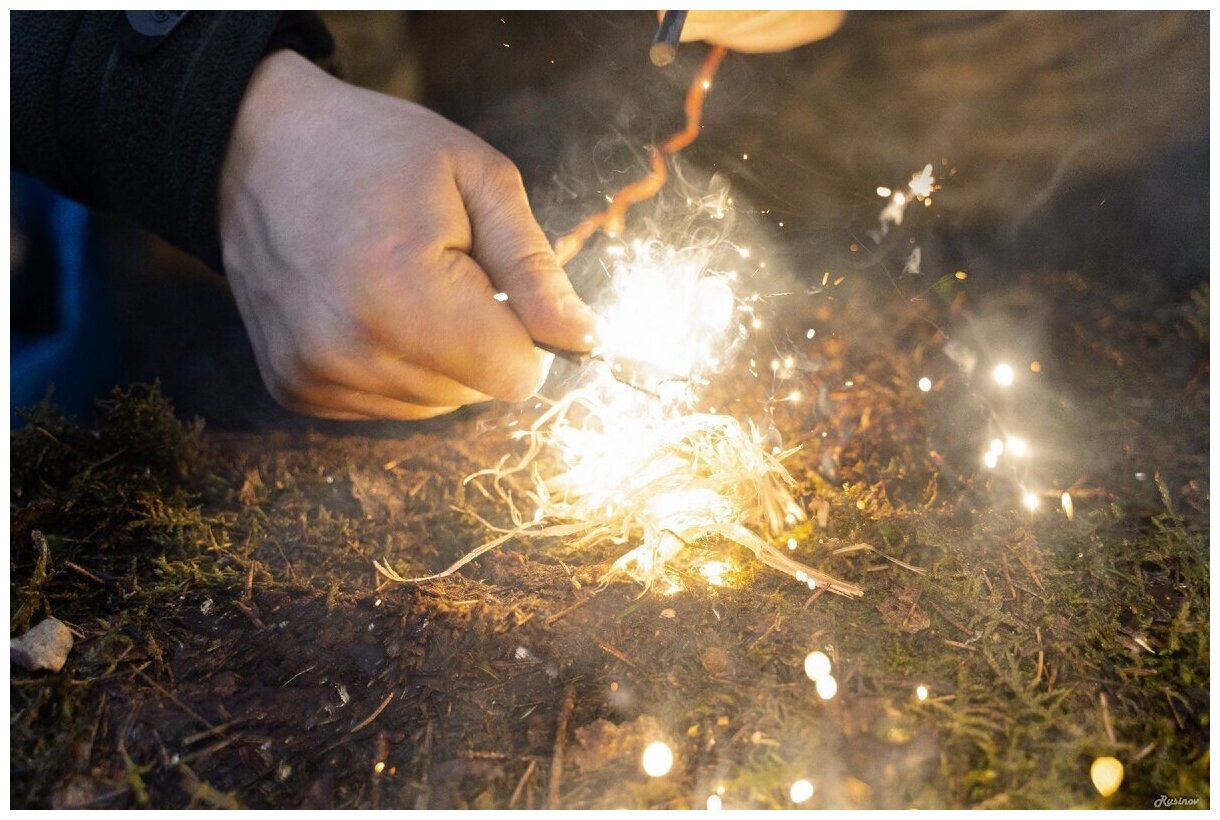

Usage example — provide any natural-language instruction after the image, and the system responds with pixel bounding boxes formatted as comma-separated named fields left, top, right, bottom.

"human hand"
left=669, top=10, right=845, bottom=53
left=218, top=50, right=596, bottom=420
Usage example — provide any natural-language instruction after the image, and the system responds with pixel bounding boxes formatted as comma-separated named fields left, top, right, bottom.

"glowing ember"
left=1061, top=491, right=1075, bottom=520
left=873, top=163, right=939, bottom=239
left=789, top=779, right=815, bottom=804
left=1023, top=491, right=1040, bottom=512
left=983, top=451, right=999, bottom=470
left=642, top=740, right=674, bottom=777
left=554, top=46, right=728, bottom=265
left=916, top=685, right=929, bottom=702
left=1006, top=436, right=1028, bottom=457
left=815, top=674, right=838, bottom=700
left=1090, top=756, right=1124, bottom=797
left=803, top=651, right=832, bottom=682
left=918, top=377, right=932, bottom=392
left=993, top=363, right=1015, bottom=386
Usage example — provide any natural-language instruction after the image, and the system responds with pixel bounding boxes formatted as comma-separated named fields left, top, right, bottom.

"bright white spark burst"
left=993, top=363, right=1015, bottom=386
left=381, top=239, right=862, bottom=598
left=815, top=674, right=838, bottom=700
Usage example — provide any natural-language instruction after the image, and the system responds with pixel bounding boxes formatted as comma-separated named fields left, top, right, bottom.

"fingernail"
left=534, top=349, right=556, bottom=393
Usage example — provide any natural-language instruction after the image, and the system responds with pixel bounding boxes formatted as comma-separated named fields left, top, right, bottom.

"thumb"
left=457, top=153, right=598, bottom=352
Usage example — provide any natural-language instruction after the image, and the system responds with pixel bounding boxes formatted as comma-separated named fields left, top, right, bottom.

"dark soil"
left=10, top=11, right=1208, bottom=811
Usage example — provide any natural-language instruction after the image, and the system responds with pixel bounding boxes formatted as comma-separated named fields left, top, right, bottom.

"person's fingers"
left=282, top=386, right=461, bottom=421
left=386, top=244, right=553, bottom=402
left=363, top=353, right=494, bottom=408
left=456, top=153, right=598, bottom=353
left=675, top=11, right=845, bottom=53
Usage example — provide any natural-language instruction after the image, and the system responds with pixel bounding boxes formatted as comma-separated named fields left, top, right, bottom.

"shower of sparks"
left=642, top=740, right=674, bottom=777
left=372, top=37, right=864, bottom=597
left=380, top=238, right=863, bottom=597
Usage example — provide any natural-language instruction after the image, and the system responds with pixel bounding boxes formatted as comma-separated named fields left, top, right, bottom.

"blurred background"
left=10, top=11, right=1208, bottom=428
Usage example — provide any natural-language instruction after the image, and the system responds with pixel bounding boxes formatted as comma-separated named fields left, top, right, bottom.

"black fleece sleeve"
left=11, top=11, right=334, bottom=273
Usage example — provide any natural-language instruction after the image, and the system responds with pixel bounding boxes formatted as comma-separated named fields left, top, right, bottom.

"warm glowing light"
left=1030, top=360, right=1041, bottom=372
left=786, top=390, right=802, bottom=402
left=594, top=245, right=738, bottom=387
left=1023, top=491, right=1040, bottom=511
left=806, top=329, right=816, bottom=339
left=493, top=291, right=509, bottom=302
left=1006, top=436, right=1028, bottom=457
left=815, top=674, right=838, bottom=700
left=702, top=79, right=711, bottom=90
left=989, top=438, right=1005, bottom=456
left=706, top=795, right=722, bottom=810
left=789, top=779, right=815, bottom=804
left=908, top=163, right=936, bottom=198
left=917, top=377, right=932, bottom=392
left=804, top=651, right=832, bottom=682
left=373, top=761, right=386, bottom=774
left=642, top=741, right=674, bottom=777
left=876, top=186, right=892, bottom=197
left=786, top=538, right=797, bottom=551
left=1061, top=492, right=1075, bottom=520
left=916, top=685, right=929, bottom=701
left=1090, top=756, right=1124, bottom=797
left=954, top=270, right=968, bottom=280
left=701, top=560, right=730, bottom=586
left=993, top=363, right=1015, bottom=386
left=983, top=451, right=999, bottom=470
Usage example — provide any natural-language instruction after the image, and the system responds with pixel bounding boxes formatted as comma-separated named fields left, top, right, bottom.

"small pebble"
left=11, top=617, right=74, bottom=672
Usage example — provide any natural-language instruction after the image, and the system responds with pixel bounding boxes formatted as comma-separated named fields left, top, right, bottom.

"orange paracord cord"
left=553, top=45, right=728, bottom=267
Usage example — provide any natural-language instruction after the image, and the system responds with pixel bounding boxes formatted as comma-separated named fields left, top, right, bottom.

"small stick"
left=549, top=684, right=576, bottom=809
left=1099, top=692, right=1116, bottom=744
left=650, top=10, right=688, bottom=67
left=545, top=593, right=595, bottom=625
left=596, top=640, right=640, bottom=670
left=348, top=691, right=395, bottom=736
left=64, top=561, right=107, bottom=584
left=509, top=759, right=538, bottom=809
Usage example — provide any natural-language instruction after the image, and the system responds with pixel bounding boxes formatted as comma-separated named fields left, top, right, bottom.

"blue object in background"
left=11, top=174, right=120, bottom=426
